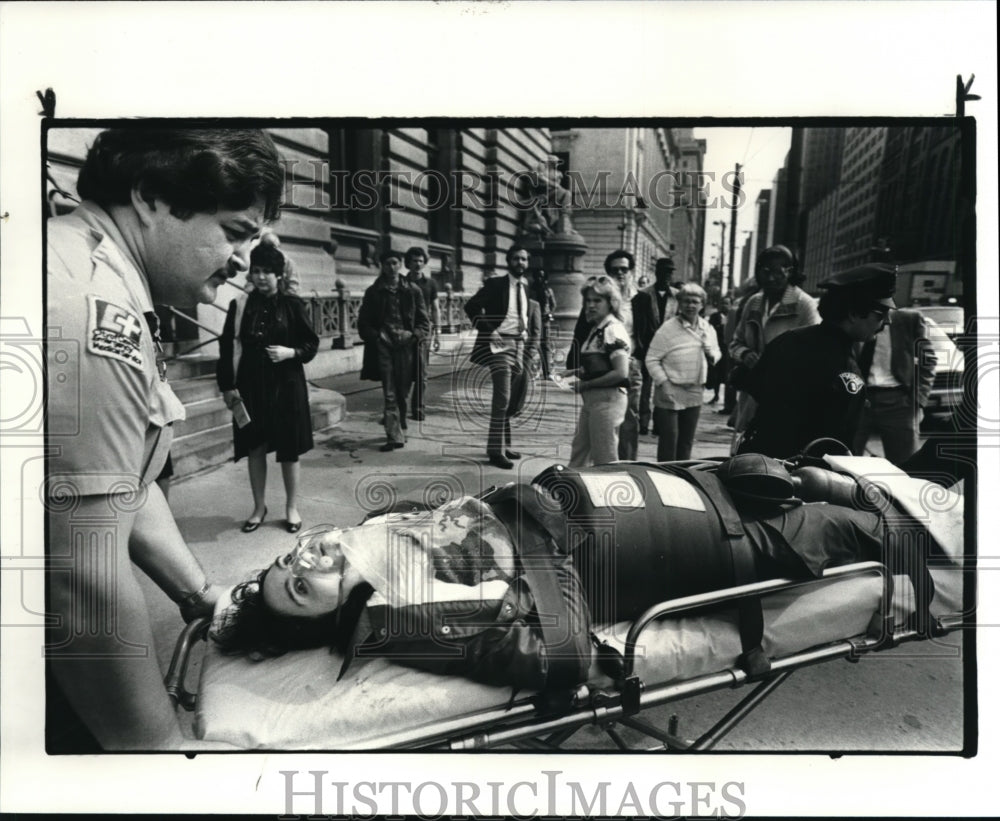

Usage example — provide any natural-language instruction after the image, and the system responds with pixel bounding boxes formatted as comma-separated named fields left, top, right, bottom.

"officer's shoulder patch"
left=86, top=294, right=144, bottom=370
left=838, top=371, right=864, bottom=394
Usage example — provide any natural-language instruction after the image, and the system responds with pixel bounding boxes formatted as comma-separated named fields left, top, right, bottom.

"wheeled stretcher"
left=166, top=456, right=969, bottom=750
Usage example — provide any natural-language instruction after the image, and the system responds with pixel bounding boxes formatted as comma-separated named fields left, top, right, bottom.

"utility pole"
left=728, top=163, right=741, bottom=296
left=713, top=219, right=726, bottom=289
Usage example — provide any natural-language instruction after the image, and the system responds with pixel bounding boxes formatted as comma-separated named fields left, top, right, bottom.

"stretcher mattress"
left=194, top=461, right=966, bottom=750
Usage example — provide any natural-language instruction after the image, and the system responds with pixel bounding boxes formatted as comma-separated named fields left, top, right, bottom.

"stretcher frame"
left=165, top=559, right=964, bottom=751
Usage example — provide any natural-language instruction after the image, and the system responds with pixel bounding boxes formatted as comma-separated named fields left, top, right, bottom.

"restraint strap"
left=655, top=465, right=770, bottom=678
left=490, top=489, right=592, bottom=690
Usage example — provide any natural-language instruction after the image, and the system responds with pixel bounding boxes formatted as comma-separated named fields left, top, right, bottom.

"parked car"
left=919, top=305, right=965, bottom=340
left=923, top=317, right=965, bottom=420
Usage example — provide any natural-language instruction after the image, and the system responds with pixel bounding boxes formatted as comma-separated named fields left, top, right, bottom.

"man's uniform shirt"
left=47, top=202, right=185, bottom=497
left=740, top=322, right=866, bottom=459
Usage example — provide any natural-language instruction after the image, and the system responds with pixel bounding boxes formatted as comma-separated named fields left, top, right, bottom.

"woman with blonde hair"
left=645, top=282, right=721, bottom=461
left=561, top=276, right=632, bottom=466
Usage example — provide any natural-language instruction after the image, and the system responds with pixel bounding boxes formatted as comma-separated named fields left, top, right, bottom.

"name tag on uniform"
left=87, top=295, right=144, bottom=370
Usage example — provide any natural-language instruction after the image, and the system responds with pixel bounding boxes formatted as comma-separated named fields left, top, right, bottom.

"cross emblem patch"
left=87, top=295, right=144, bottom=370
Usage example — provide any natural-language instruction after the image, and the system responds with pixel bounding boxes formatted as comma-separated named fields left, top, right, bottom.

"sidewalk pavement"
left=144, top=338, right=738, bottom=737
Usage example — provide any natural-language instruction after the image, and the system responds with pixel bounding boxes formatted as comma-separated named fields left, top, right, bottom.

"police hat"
left=819, top=263, right=897, bottom=309
left=379, top=249, right=404, bottom=263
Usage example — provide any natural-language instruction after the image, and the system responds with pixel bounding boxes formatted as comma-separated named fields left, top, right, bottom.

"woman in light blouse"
left=562, top=276, right=631, bottom=467
left=644, top=283, right=721, bottom=462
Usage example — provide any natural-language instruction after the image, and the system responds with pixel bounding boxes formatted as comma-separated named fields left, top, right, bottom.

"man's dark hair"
left=604, top=249, right=635, bottom=273
left=818, top=288, right=881, bottom=323
left=77, top=128, right=284, bottom=221
left=506, top=244, right=530, bottom=263
left=380, top=249, right=404, bottom=263
left=405, top=246, right=428, bottom=263
left=250, top=243, right=286, bottom=277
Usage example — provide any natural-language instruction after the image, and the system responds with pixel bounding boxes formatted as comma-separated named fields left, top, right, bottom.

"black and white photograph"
left=1, top=2, right=996, bottom=817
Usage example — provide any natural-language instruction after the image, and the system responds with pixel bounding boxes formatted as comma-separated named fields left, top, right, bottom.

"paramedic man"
left=45, top=129, right=284, bottom=750
left=738, top=263, right=897, bottom=459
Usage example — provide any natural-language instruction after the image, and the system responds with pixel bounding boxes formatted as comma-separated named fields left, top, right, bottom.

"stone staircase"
left=165, top=355, right=346, bottom=479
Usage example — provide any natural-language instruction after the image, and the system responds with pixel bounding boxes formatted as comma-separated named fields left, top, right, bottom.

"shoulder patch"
left=86, top=295, right=144, bottom=370
left=838, top=371, right=864, bottom=394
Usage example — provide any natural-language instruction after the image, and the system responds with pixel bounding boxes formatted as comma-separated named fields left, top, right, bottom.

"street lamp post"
left=713, top=220, right=727, bottom=289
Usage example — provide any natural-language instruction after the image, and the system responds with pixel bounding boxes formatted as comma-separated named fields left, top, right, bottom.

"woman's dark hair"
left=250, top=242, right=286, bottom=277
left=77, top=128, right=284, bottom=221
left=210, top=568, right=374, bottom=659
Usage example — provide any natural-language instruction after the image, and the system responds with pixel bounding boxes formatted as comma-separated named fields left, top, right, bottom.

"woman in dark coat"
left=218, top=243, right=319, bottom=534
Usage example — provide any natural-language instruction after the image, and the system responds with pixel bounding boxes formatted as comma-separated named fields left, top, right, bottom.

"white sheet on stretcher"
left=195, top=465, right=966, bottom=750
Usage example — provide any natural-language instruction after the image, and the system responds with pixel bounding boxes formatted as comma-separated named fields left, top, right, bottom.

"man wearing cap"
left=464, top=245, right=541, bottom=469
left=632, top=257, right=679, bottom=435
left=852, top=307, right=937, bottom=465
left=358, top=250, right=430, bottom=451
left=738, top=263, right=897, bottom=459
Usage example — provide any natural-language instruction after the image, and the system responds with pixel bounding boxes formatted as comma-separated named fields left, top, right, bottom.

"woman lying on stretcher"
left=210, top=458, right=943, bottom=691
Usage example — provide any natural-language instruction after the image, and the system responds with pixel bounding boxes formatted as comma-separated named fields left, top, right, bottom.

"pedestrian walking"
left=218, top=242, right=319, bottom=535
left=632, top=257, right=679, bottom=435
left=464, top=245, right=541, bottom=469
left=358, top=250, right=430, bottom=451
left=706, top=296, right=732, bottom=404
left=405, top=246, right=439, bottom=421
left=644, top=283, right=720, bottom=462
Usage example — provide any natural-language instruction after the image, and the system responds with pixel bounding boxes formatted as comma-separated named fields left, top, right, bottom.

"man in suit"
left=632, top=257, right=679, bottom=434
left=358, top=249, right=430, bottom=452
left=852, top=307, right=937, bottom=465
left=464, top=245, right=541, bottom=469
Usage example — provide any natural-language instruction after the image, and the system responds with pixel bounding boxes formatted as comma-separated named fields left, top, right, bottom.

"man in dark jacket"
left=358, top=250, right=430, bottom=451
left=739, top=263, right=896, bottom=459
left=464, top=245, right=541, bottom=469
left=632, top=257, right=679, bottom=434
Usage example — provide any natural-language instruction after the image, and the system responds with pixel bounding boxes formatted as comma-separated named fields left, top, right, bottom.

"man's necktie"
left=516, top=280, right=526, bottom=334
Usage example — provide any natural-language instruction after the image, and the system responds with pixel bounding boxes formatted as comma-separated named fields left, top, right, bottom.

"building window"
left=328, top=128, right=379, bottom=231
left=427, top=129, right=459, bottom=248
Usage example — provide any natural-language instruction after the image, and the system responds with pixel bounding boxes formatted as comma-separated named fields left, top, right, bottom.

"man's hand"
left=742, top=351, right=760, bottom=368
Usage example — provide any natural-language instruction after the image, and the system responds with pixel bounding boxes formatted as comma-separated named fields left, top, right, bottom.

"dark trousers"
left=852, top=386, right=920, bottom=465
left=378, top=339, right=413, bottom=443
left=617, top=357, right=642, bottom=460
left=486, top=346, right=527, bottom=455
left=655, top=405, right=702, bottom=462
left=410, top=337, right=431, bottom=414
left=639, top=362, right=654, bottom=433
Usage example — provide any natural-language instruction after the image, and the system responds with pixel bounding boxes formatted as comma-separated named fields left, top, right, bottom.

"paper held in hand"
left=232, top=399, right=251, bottom=428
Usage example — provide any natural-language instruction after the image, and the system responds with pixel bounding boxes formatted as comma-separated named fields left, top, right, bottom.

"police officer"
left=46, top=129, right=284, bottom=749
left=738, top=263, right=896, bottom=459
